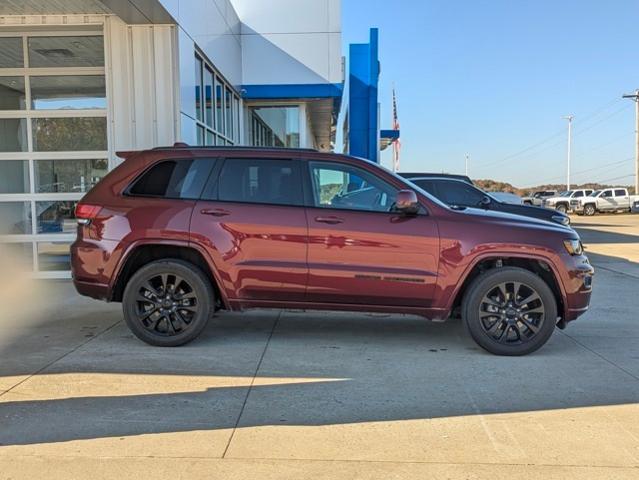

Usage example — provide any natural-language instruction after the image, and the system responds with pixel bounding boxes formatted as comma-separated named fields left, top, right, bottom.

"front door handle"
left=314, top=215, right=344, bottom=225
left=201, top=208, right=231, bottom=217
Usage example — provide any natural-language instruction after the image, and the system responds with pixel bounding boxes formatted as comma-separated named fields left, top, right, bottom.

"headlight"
left=552, top=215, right=570, bottom=226
left=564, top=239, right=584, bottom=255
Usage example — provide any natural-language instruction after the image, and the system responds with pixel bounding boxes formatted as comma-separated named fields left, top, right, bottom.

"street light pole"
left=563, top=115, right=574, bottom=191
left=622, top=89, right=639, bottom=194
left=465, top=153, right=469, bottom=177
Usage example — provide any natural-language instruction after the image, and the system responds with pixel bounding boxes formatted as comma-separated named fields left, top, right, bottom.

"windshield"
left=559, top=191, right=573, bottom=197
left=589, top=190, right=601, bottom=197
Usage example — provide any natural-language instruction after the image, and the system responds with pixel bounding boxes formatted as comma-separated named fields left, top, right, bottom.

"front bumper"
left=561, top=255, right=594, bottom=322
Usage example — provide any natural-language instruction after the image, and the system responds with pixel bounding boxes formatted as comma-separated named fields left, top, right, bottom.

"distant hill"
left=473, top=179, right=636, bottom=196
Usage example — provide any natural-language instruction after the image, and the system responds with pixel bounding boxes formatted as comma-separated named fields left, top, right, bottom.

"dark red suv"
left=71, top=146, right=593, bottom=355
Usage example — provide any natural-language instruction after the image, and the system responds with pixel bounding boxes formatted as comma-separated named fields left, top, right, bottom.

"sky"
left=341, top=0, right=639, bottom=187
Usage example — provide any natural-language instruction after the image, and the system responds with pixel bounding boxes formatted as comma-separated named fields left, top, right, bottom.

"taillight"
left=75, top=203, right=102, bottom=225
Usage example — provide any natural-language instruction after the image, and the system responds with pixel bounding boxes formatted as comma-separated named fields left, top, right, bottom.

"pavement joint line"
left=0, top=319, right=122, bottom=399
left=3, top=453, right=639, bottom=469
left=221, top=310, right=281, bottom=459
left=558, top=330, right=639, bottom=382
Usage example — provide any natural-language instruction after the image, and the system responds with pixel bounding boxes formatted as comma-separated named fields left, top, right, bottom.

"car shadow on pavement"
left=0, top=247, right=638, bottom=448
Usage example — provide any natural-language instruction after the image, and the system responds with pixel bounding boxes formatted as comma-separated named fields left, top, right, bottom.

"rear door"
left=615, top=189, right=630, bottom=209
left=191, top=157, right=308, bottom=302
left=304, top=160, right=439, bottom=307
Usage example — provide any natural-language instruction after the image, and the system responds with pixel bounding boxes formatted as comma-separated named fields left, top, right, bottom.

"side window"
left=573, top=191, right=583, bottom=198
left=614, top=189, right=627, bottom=197
left=437, top=181, right=485, bottom=206
left=586, top=190, right=593, bottom=196
left=308, top=162, right=398, bottom=212
left=128, top=158, right=214, bottom=199
left=217, top=158, right=303, bottom=206
left=412, top=179, right=436, bottom=195
left=601, top=190, right=612, bottom=198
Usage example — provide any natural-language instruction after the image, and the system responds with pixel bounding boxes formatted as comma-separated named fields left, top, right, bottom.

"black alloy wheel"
left=462, top=267, right=557, bottom=356
left=123, top=259, right=214, bottom=346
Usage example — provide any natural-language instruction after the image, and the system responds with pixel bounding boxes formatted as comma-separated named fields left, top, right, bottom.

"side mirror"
left=479, top=195, right=492, bottom=208
left=395, top=190, right=420, bottom=214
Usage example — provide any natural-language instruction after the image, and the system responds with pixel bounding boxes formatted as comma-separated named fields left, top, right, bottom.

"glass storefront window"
left=225, top=87, right=233, bottom=140
left=32, top=117, right=107, bottom=151
left=195, top=56, right=203, bottom=122
left=28, top=36, right=104, bottom=68
left=34, top=158, right=108, bottom=193
left=36, top=201, right=77, bottom=234
left=0, top=160, right=30, bottom=193
left=37, top=242, right=71, bottom=271
left=0, top=118, right=28, bottom=152
left=204, top=67, right=214, bottom=128
left=249, top=106, right=300, bottom=148
left=215, top=78, right=224, bottom=135
left=30, top=75, right=106, bottom=110
left=0, top=77, right=26, bottom=110
left=0, top=37, right=24, bottom=68
left=0, top=202, right=31, bottom=235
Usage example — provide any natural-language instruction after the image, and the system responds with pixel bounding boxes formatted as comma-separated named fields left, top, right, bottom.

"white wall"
left=232, top=0, right=341, bottom=86
left=105, top=17, right=179, bottom=157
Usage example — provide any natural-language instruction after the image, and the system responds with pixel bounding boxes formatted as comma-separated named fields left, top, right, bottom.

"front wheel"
left=584, top=204, right=596, bottom=216
left=122, top=259, right=214, bottom=346
left=556, top=204, right=567, bottom=214
left=461, top=267, right=557, bottom=356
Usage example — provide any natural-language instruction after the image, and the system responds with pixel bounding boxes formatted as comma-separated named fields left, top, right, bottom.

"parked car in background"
left=632, top=198, right=639, bottom=214
left=71, top=145, right=593, bottom=356
left=542, top=189, right=594, bottom=213
left=571, top=188, right=639, bottom=215
left=489, top=191, right=523, bottom=205
left=406, top=177, right=570, bottom=225
left=398, top=172, right=473, bottom=184
left=522, top=190, right=558, bottom=206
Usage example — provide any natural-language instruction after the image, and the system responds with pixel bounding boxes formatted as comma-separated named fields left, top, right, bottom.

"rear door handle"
left=314, top=215, right=344, bottom=225
left=200, top=208, right=231, bottom=217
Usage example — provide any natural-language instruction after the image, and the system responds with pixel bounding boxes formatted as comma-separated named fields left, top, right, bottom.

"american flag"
left=392, top=87, right=401, bottom=172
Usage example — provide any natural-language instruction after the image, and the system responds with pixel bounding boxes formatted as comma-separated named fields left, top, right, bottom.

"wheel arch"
left=448, top=254, right=566, bottom=322
left=111, top=240, right=228, bottom=309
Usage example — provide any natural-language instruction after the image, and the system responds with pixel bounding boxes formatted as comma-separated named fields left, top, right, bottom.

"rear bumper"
left=73, top=278, right=111, bottom=301
left=70, top=236, right=123, bottom=301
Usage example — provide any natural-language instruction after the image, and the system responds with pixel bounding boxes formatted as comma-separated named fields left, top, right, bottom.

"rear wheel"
left=556, top=204, right=567, bottom=213
left=584, top=204, right=596, bottom=216
left=461, top=267, right=557, bottom=356
left=122, top=259, right=214, bottom=346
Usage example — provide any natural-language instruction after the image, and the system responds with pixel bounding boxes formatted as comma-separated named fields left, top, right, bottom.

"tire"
left=461, top=267, right=558, bottom=356
left=584, top=204, right=596, bottom=216
left=556, top=204, right=567, bottom=214
left=122, top=259, right=214, bottom=346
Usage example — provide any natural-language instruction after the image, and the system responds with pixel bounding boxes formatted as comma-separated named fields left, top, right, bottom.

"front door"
left=191, top=157, right=308, bottom=302
left=304, top=161, right=439, bottom=307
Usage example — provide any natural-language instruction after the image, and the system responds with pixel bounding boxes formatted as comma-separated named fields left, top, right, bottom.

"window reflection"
left=30, top=75, right=106, bottom=110
left=32, top=117, right=107, bottom=151
left=35, top=158, right=108, bottom=193
left=36, top=201, right=78, bottom=234
left=0, top=160, right=30, bottom=193
left=0, top=119, right=28, bottom=152
left=28, top=36, right=104, bottom=68
left=0, top=202, right=32, bottom=235
left=0, top=77, right=26, bottom=110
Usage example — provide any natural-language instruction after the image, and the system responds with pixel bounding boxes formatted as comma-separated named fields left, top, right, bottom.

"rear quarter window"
left=128, top=158, right=215, bottom=199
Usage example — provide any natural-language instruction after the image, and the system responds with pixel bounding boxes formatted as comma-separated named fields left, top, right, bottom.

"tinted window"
left=573, top=191, right=583, bottom=198
left=129, top=159, right=213, bottom=199
left=217, top=158, right=303, bottom=206
left=614, top=189, right=627, bottom=196
left=436, top=181, right=486, bottom=206
left=309, top=162, right=398, bottom=212
left=411, top=179, right=437, bottom=196
left=601, top=190, right=612, bottom=198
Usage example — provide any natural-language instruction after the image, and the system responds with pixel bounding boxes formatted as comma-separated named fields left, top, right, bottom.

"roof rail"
left=151, top=143, right=319, bottom=153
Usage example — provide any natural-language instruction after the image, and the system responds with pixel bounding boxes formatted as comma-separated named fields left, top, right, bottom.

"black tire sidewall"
left=462, top=267, right=558, bottom=356
left=122, top=259, right=214, bottom=347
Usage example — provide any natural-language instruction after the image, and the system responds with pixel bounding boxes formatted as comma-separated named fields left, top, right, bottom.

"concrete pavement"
left=1, top=214, right=638, bottom=479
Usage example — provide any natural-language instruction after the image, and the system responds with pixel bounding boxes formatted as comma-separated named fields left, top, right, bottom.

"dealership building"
left=0, top=0, right=394, bottom=277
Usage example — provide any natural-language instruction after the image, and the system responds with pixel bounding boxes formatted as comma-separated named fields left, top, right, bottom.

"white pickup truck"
left=542, top=189, right=594, bottom=213
left=571, top=187, right=639, bottom=216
